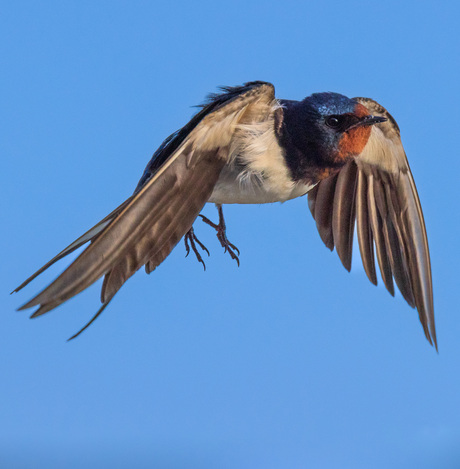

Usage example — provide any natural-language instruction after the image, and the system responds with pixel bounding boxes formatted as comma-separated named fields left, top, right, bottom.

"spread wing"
left=307, top=98, right=436, bottom=348
left=14, top=81, right=276, bottom=336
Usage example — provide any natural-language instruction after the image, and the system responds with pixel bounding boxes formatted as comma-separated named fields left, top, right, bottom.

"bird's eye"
left=325, top=116, right=343, bottom=128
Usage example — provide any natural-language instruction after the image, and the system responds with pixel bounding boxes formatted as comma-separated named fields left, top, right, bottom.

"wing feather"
left=332, top=161, right=358, bottom=271
left=11, top=198, right=133, bottom=293
left=16, top=82, right=276, bottom=326
left=366, top=171, right=395, bottom=296
left=312, top=172, right=338, bottom=251
left=356, top=170, right=378, bottom=285
left=99, top=150, right=224, bottom=303
left=308, top=97, right=436, bottom=347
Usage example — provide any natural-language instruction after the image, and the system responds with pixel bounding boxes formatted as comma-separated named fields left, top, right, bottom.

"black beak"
left=346, top=114, right=387, bottom=131
left=361, top=115, right=387, bottom=126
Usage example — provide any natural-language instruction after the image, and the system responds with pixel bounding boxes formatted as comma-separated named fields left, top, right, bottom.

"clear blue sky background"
left=2, top=1, right=460, bottom=468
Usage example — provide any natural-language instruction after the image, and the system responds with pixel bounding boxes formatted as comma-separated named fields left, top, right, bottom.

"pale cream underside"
left=208, top=101, right=314, bottom=204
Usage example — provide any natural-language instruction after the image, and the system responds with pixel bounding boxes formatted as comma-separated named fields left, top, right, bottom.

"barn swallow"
left=13, top=81, right=436, bottom=347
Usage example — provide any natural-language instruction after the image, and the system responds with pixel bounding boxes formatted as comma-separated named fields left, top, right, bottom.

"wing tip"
left=425, top=329, right=438, bottom=352
left=417, top=304, right=438, bottom=351
left=17, top=296, right=42, bottom=312
left=366, top=271, right=378, bottom=286
left=337, top=252, right=352, bottom=272
left=29, top=302, right=56, bottom=318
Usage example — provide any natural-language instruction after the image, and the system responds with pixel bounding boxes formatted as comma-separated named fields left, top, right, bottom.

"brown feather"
left=332, top=161, right=358, bottom=271
left=366, top=171, right=395, bottom=296
left=100, top=152, right=224, bottom=303
left=398, top=175, right=435, bottom=346
left=355, top=97, right=436, bottom=348
left=356, top=170, right=378, bottom=285
left=312, top=172, right=339, bottom=251
left=381, top=176, right=415, bottom=307
left=13, top=198, right=132, bottom=294
left=24, top=147, right=226, bottom=316
left=307, top=184, right=318, bottom=218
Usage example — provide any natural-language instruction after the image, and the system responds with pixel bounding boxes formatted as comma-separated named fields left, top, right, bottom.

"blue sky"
left=2, top=1, right=460, bottom=468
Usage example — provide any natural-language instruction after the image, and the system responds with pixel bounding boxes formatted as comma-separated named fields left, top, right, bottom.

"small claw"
left=184, top=234, right=191, bottom=258
left=193, top=236, right=210, bottom=257
left=228, top=248, right=240, bottom=267
left=226, top=239, right=240, bottom=256
left=184, top=228, right=210, bottom=270
left=215, top=233, right=240, bottom=266
left=194, top=250, right=206, bottom=271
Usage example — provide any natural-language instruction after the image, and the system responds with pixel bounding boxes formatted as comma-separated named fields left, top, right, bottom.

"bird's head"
left=280, top=92, right=387, bottom=169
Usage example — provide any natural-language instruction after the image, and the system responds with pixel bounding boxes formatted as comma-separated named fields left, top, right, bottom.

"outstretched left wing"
left=14, top=81, right=276, bottom=337
left=307, top=98, right=436, bottom=348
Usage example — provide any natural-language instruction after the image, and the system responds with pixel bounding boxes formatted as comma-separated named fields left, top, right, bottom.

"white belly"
left=208, top=164, right=314, bottom=204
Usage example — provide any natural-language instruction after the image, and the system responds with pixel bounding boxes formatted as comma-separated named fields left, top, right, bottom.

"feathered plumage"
left=13, top=82, right=436, bottom=347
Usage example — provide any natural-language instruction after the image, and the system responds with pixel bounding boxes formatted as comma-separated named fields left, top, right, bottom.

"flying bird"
left=13, top=81, right=436, bottom=347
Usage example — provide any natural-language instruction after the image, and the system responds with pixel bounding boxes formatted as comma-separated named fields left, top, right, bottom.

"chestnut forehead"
left=354, top=102, right=370, bottom=118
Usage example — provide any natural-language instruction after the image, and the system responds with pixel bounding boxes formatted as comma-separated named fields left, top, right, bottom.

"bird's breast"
left=208, top=121, right=315, bottom=204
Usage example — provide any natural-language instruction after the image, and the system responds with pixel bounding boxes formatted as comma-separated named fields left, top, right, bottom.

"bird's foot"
left=199, top=205, right=240, bottom=266
left=184, top=227, right=210, bottom=270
